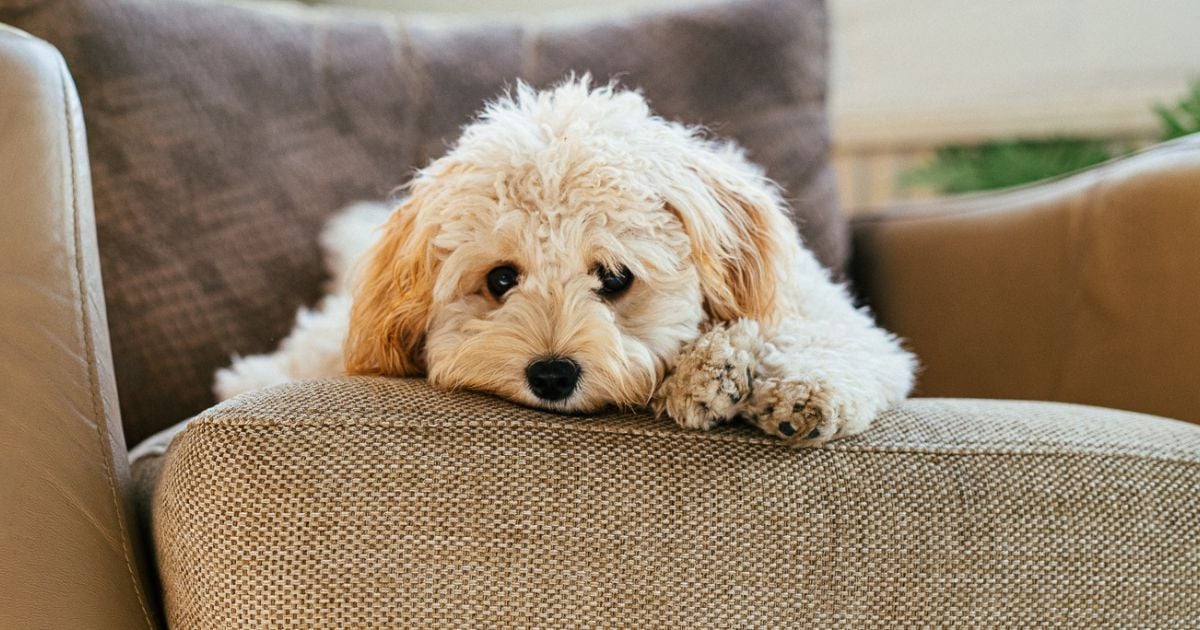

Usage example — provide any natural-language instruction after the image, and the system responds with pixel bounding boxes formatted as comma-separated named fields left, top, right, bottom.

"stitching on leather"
left=59, top=52, right=156, bottom=630
left=1047, top=171, right=1105, bottom=400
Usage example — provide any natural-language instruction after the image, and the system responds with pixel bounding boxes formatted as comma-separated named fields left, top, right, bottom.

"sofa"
left=1, top=0, right=1198, bottom=627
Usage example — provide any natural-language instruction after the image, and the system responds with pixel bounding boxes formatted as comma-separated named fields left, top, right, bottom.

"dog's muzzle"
left=525, top=357, right=580, bottom=401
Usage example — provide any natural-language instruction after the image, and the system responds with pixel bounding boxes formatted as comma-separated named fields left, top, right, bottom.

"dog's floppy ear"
left=664, top=143, right=790, bottom=324
left=344, top=192, right=437, bottom=377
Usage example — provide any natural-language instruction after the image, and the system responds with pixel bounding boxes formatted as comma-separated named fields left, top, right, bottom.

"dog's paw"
left=653, top=320, right=761, bottom=430
left=744, top=378, right=845, bottom=446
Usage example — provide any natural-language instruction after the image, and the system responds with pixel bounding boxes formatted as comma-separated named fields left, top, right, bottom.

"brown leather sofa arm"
left=850, top=136, right=1200, bottom=424
left=0, top=26, right=157, bottom=628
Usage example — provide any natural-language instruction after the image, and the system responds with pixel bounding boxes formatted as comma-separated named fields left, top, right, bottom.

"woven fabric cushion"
left=0, top=0, right=840, bottom=444
left=149, top=378, right=1200, bottom=627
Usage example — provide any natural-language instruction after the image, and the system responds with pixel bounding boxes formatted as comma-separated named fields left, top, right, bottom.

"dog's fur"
left=216, top=79, right=916, bottom=444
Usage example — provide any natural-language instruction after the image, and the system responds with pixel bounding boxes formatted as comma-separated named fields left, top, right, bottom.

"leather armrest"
left=151, top=378, right=1200, bottom=626
left=850, top=137, right=1200, bottom=423
left=0, top=26, right=156, bottom=628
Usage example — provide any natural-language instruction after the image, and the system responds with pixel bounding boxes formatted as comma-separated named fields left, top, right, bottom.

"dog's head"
left=345, top=78, right=797, bottom=412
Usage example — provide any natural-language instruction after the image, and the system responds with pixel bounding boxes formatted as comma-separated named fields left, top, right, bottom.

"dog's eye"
left=596, top=265, right=634, bottom=297
left=486, top=265, right=519, bottom=299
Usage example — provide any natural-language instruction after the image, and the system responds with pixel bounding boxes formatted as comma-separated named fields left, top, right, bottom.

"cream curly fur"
left=216, top=78, right=916, bottom=445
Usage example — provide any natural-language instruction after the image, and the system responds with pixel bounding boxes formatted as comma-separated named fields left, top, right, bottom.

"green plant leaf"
left=902, top=80, right=1200, bottom=196
left=1157, top=81, right=1200, bottom=141
left=902, top=138, right=1117, bottom=194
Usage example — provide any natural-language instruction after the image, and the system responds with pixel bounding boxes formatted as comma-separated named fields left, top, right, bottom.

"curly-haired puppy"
left=216, top=78, right=916, bottom=445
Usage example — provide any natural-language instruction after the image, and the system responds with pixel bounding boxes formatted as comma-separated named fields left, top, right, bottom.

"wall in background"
left=832, top=0, right=1200, bottom=209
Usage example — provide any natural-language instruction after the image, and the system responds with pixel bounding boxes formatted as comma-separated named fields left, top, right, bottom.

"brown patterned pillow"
left=0, top=0, right=842, bottom=444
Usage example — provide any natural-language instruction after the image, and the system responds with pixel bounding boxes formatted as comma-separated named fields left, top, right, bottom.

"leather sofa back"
left=852, top=137, right=1200, bottom=424
left=0, top=25, right=157, bottom=629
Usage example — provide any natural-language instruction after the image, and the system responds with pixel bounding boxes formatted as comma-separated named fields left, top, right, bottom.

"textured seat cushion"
left=0, top=0, right=841, bottom=445
left=148, top=378, right=1200, bottom=627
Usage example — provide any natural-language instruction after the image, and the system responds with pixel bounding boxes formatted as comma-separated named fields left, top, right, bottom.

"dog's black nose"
left=526, top=357, right=580, bottom=401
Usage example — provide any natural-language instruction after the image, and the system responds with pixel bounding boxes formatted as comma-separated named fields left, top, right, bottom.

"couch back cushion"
left=0, top=0, right=841, bottom=444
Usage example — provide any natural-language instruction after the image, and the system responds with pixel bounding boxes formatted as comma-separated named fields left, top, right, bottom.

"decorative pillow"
left=0, top=0, right=841, bottom=444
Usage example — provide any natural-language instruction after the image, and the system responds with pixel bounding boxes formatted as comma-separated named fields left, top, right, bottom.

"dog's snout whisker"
left=525, top=357, right=581, bottom=401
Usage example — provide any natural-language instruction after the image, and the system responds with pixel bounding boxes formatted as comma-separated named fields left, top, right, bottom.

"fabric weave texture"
left=0, top=0, right=842, bottom=445
left=153, top=378, right=1200, bottom=628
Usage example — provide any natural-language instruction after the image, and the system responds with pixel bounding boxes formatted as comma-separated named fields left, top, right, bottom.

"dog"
left=215, top=78, right=916, bottom=445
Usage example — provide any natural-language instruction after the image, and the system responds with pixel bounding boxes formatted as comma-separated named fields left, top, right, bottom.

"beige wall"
left=830, top=0, right=1200, bottom=208
left=832, top=0, right=1200, bottom=151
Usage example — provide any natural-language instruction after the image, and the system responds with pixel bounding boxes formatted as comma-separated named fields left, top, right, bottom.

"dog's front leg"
left=742, top=308, right=916, bottom=445
left=651, top=319, right=764, bottom=431
left=655, top=305, right=914, bottom=445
